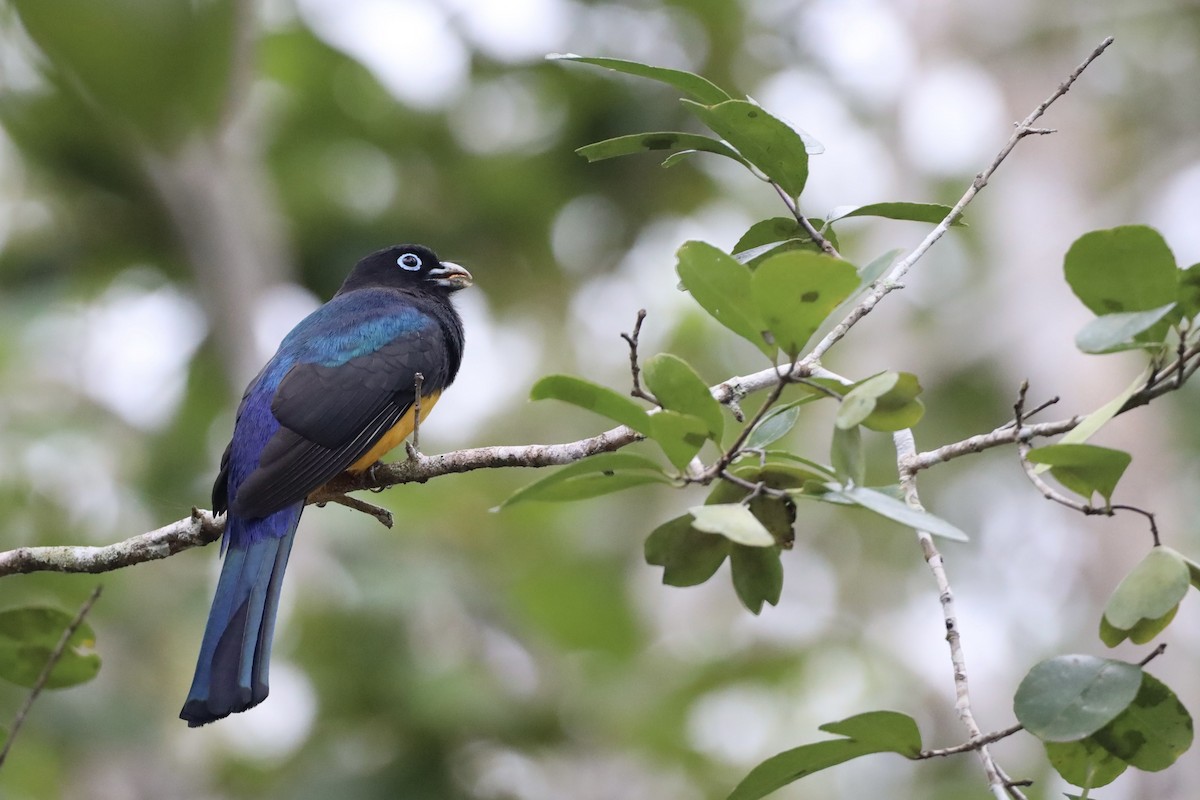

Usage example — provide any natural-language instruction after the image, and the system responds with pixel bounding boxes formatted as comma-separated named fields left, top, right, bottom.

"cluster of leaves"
left=506, top=56, right=965, bottom=621
left=1015, top=655, right=1192, bottom=792
left=502, top=56, right=1200, bottom=798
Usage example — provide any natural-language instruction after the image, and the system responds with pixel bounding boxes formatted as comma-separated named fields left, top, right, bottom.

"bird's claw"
left=365, top=461, right=387, bottom=493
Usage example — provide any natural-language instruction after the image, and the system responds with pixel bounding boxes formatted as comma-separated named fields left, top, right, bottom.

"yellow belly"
left=347, top=390, right=442, bottom=473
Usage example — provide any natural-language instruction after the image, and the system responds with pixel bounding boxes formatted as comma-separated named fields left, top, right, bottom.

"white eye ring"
left=398, top=253, right=422, bottom=271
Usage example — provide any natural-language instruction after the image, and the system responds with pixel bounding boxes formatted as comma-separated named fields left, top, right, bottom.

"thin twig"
left=701, top=358, right=801, bottom=483
left=917, top=724, right=1025, bottom=759
left=771, top=184, right=842, bottom=259
left=1138, top=643, right=1168, bottom=667
left=621, top=309, right=658, bottom=404
left=796, top=36, right=1115, bottom=368
left=0, top=586, right=103, bottom=770
left=319, top=495, right=394, bottom=528
left=1012, top=382, right=1160, bottom=546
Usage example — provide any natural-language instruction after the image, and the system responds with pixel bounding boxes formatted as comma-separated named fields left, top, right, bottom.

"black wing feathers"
left=230, top=305, right=461, bottom=519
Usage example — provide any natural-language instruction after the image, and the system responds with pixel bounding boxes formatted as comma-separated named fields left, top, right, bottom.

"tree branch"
left=894, top=430, right=1027, bottom=800
left=0, top=38, right=1122, bottom=611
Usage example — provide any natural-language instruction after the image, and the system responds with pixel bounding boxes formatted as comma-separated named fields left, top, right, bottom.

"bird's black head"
left=336, top=244, right=473, bottom=296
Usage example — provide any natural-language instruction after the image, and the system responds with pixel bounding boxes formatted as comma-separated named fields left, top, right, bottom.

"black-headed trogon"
left=180, top=244, right=471, bottom=726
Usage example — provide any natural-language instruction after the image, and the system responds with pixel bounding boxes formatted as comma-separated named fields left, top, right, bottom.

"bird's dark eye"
left=398, top=253, right=422, bottom=271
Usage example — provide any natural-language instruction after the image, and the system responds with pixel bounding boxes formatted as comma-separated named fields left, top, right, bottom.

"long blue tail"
left=180, top=505, right=302, bottom=727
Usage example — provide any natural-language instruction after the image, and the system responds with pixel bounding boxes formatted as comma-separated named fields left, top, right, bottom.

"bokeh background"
left=2, top=0, right=1199, bottom=798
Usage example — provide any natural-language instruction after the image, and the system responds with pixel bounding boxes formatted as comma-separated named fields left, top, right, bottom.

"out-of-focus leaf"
left=1064, top=226, right=1179, bottom=344
left=1075, top=304, right=1176, bottom=353
left=676, top=241, right=774, bottom=357
left=0, top=607, right=100, bottom=689
left=12, top=0, right=236, bottom=145
left=531, top=374, right=652, bottom=433
left=861, top=372, right=924, bottom=431
left=576, top=131, right=749, bottom=169
left=648, top=410, right=709, bottom=469
left=825, top=202, right=964, bottom=226
left=1101, top=547, right=1189, bottom=645
left=548, top=54, right=731, bottom=104
left=689, top=504, right=775, bottom=547
left=643, top=353, right=723, bottom=440
left=682, top=99, right=809, bottom=197
left=1014, top=655, right=1141, bottom=741
left=1026, top=444, right=1132, bottom=505
left=730, top=544, right=783, bottom=614
left=857, top=248, right=903, bottom=286
left=750, top=250, right=859, bottom=357
left=1052, top=369, right=1150, bottom=454
left=1177, top=263, right=1200, bottom=319
left=823, top=484, right=968, bottom=541
left=835, top=372, right=919, bottom=431
left=645, top=515, right=731, bottom=587
left=1091, top=671, right=1193, bottom=771
left=498, top=452, right=670, bottom=507
left=1044, top=738, right=1128, bottom=789
left=726, top=711, right=921, bottom=800
left=830, top=426, right=864, bottom=486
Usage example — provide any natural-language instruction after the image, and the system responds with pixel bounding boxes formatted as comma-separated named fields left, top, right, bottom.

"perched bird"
left=180, top=244, right=471, bottom=726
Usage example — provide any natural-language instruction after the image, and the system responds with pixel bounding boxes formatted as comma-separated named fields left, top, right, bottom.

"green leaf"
left=1044, top=738, right=1128, bottom=789
left=1091, top=671, right=1193, bottom=771
left=548, top=54, right=731, bottom=104
left=745, top=405, right=799, bottom=449
left=682, top=99, right=809, bottom=197
left=643, top=353, right=723, bottom=440
left=1177, top=263, right=1200, bottom=319
left=531, top=374, right=652, bottom=434
left=744, top=399, right=822, bottom=449
left=676, top=241, right=774, bottom=357
left=0, top=606, right=100, bottom=689
left=689, top=504, right=775, bottom=547
left=1025, top=443, right=1132, bottom=505
left=730, top=544, right=783, bottom=614
left=830, top=426, right=865, bottom=486
left=726, top=711, right=921, bottom=800
left=1101, top=547, right=1189, bottom=643
left=820, top=711, right=923, bottom=756
left=648, top=410, right=709, bottom=470
left=1014, top=654, right=1142, bottom=742
left=824, top=484, right=968, bottom=541
left=1064, top=227, right=1179, bottom=342
left=862, top=372, right=924, bottom=432
left=731, top=218, right=833, bottom=267
left=1075, top=303, right=1176, bottom=353
left=1053, top=369, right=1150, bottom=454
left=825, top=202, right=964, bottom=227
left=857, top=248, right=903, bottom=287
left=748, top=494, right=796, bottom=548
left=498, top=452, right=670, bottom=507
left=645, top=515, right=731, bottom=587
left=750, top=250, right=860, bottom=357
left=836, top=372, right=898, bottom=430
left=1185, top=555, right=1200, bottom=591
left=575, top=131, right=750, bottom=169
